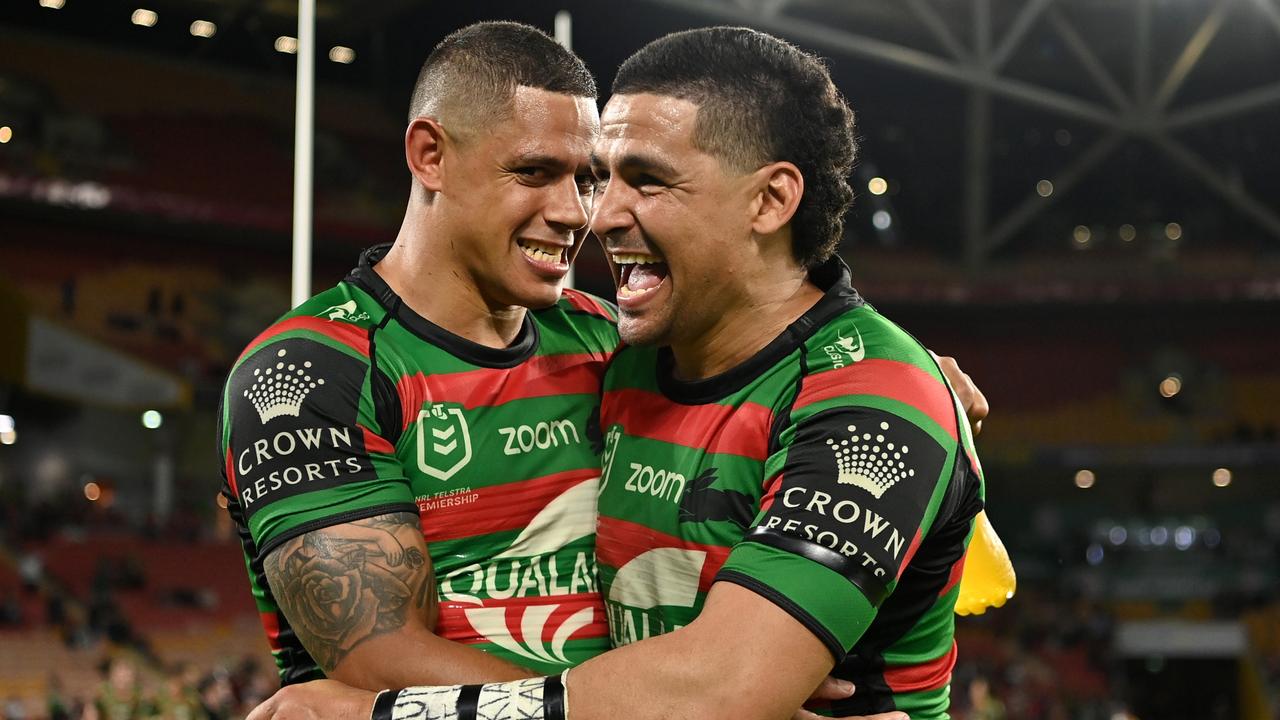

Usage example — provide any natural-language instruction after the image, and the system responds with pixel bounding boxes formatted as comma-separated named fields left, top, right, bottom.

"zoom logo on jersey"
left=416, top=403, right=472, bottom=481
left=623, top=463, right=686, bottom=504
left=228, top=339, right=378, bottom=519
left=499, top=418, right=581, bottom=456
left=751, top=407, right=947, bottom=599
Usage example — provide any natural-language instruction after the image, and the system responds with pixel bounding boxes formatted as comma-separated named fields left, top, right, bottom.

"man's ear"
left=749, top=161, right=804, bottom=237
left=405, top=117, right=447, bottom=193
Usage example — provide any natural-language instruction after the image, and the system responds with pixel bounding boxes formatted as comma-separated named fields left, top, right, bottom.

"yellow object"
left=955, top=511, right=1016, bottom=615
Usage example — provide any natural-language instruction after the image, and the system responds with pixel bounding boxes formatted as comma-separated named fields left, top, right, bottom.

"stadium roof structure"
left=2, top=0, right=1279, bottom=284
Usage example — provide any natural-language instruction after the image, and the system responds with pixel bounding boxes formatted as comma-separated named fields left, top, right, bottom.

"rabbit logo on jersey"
left=437, top=477, right=602, bottom=665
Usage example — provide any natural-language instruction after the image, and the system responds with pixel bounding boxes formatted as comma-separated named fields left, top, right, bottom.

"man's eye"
left=516, top=167, right=548, bottom=180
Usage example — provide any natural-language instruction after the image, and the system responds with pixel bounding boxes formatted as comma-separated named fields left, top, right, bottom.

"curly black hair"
left=612, top=27, right=858, bottom=268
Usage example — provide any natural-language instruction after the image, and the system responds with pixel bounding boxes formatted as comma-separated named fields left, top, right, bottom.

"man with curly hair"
left=250, top=26, right=983, bottom=720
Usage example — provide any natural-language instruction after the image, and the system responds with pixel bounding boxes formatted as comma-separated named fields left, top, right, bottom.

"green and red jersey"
left=217, top=244, right=618, bottom=683
left=595, top=259, right=984, bottom=719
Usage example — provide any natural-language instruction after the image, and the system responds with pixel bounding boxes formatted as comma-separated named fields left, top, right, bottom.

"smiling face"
left=440, top=86, right=600, bottom=310
left=590, top=93, right=760, bottom=348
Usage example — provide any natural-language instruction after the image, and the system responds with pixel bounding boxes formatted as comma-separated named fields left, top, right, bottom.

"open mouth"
left=517, top=238, right=569, bottom=266
left=611, top=251, right=669, bottom=299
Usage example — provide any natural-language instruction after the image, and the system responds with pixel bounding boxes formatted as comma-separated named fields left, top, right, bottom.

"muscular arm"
left=566, top=582, right=842, bottom=720
left=263, top=512, right=532, bottom=689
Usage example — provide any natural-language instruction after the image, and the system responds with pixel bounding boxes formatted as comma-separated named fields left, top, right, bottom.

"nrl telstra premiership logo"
left=826, top=420, right=915, bottom=499
left=243, top=348, right=326, bottom=424
left=416, top=402, right=473, bottom=480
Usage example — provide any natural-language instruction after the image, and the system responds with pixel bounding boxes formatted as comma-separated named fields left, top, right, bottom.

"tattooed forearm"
left=265, top=512, right=436, bottom=673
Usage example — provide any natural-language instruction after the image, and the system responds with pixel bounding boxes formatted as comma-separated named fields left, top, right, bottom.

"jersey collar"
left=346, top=243, right=539, bottom=368
left=656, top=256, right=865, bottom=404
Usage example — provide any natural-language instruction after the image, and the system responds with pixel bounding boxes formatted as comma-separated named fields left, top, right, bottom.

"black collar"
left=346, top=244, right=539, bottom=369
left=656, top=257, right=864, bottom=404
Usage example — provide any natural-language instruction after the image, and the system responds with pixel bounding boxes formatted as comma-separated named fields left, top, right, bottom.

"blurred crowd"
left=2, top=656, right=276, bottom=720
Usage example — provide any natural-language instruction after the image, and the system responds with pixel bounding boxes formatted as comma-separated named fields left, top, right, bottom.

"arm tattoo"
left=265, top=512, right=435, bottom=673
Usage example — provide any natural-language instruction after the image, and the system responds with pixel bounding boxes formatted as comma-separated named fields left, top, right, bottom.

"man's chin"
left=617, top=314, right=669, bottom=348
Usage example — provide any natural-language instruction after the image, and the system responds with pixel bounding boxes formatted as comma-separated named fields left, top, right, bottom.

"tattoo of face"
left=265, top=512, right=435, bottom=672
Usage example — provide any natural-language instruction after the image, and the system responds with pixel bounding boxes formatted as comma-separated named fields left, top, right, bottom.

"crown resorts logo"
left=826, top=420, right=914, bottom=499
left=243, top=348, right=325, bottom=424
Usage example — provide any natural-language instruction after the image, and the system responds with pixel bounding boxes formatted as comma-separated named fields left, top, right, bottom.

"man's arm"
left=565, top=581, right=842, bottom=719
left=262, top=513, right=532, bottom=690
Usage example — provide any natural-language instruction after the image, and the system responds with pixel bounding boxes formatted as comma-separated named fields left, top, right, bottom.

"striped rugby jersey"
left=595, top=259, right=984, bottom=719
left=217, top=244, right=617, bottom=682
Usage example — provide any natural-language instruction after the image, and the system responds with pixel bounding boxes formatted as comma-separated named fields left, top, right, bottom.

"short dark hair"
left=612, top=27, right=857, bottom=268
left=409, top=21, right=596, bottom=137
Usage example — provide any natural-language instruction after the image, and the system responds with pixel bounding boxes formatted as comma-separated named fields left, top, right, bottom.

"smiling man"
left=218, top=21, right=615, bottom=691
left=248, top=26, right=985, bottom=720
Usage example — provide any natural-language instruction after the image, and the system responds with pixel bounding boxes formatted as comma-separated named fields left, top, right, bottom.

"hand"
left=791, top=676, right=909, bottom=720
left=931, top=352, right=988, bottom=435
left=246, top=680, right=377, bottom=720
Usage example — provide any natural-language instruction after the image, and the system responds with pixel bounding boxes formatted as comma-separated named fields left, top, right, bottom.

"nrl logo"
left=320, top=300, right=370, bottom=324
left=416, top=402, right=472, bottom=481
left=826, top=420, right=915, bottom=499
left=243, top=348, right=325, bottom=424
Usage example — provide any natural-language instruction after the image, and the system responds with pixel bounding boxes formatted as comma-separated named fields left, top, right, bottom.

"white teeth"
left=611, top=252, right=663, bottom=265
left=618, top=284, right=660, bottom=299
left=519, top=241, right=565, bottom=264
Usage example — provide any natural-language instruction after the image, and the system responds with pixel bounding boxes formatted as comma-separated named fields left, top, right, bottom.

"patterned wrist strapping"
left=373, top=672, right=568, bottom=720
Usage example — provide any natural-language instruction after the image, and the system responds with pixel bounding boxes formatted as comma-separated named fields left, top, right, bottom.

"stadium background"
left=1, top=0, right=1278, bottom=717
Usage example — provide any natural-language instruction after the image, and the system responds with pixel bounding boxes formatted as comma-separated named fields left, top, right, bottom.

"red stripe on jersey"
left=397, top=353, right=606, bottom=432
left=435, top=593, right=608, bottom=646
left=238, top=316, right=370, bottom=364
left=360, top=425, right=393, bottom=455
left=941, top=554, right=966, bottom=597
left=560, top=288, right=611, bottom=318
left=603, top=388, right=774, bottom=461
left=224, top=448, right=239, bottom=496
left=897, top=529, right=925, bottom=581
left=759, top=474, right=784, bottom=514
left=796, top=359, right=957, bottom=441
left=596, top=515, right=733, bottom=593
left=259, top=611, right=283, bottom=651
left=884, top=640, right=957, bottom=694
left=418, top=468, right=599, bottom=544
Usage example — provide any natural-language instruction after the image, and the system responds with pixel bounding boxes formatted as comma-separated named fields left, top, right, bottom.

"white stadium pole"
left=291, top=0, right=316, bottom=307
left=554, top=10, right=576, bottom=289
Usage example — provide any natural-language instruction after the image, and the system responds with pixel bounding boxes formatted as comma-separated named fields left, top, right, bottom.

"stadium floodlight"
left=867, top=177, right=888, bottom=195
left=275, top=35, right=299, bottom=54
left=39, top=0, right=65, bottom=9
left=190, top=20, right=216, bottom=38
left=1212, top=468, right=1232, bottom=487
left=84, top=481, right=101, bottom=501
left=872, top=210, right=892, bottom=230
left=0, top=126, right=12, bottom=144
left=329, top=46, right=355, bottom=64
left=0, top=415, right=14, bottom=445
left=1074, top=469, right=1095, bottom=489
left=141, top=409, right=163, bottom=429
left=1036, top=179, right=1053, bottom=197
left=131, top=8, right=158, bottom=27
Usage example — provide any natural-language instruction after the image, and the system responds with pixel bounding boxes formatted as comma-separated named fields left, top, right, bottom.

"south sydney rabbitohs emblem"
left=243, top=348, right=325, bottom=424
left=827, top=419, right=914, bottom=499
left=823, top=322, right=865, bottom=368
left=416, top=402, right=473, bottom=480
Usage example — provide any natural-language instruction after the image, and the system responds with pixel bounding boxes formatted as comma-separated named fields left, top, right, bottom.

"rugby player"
left=220, top=23, right=945, bottom=714
left=243, top=25, right=986, bottom=720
